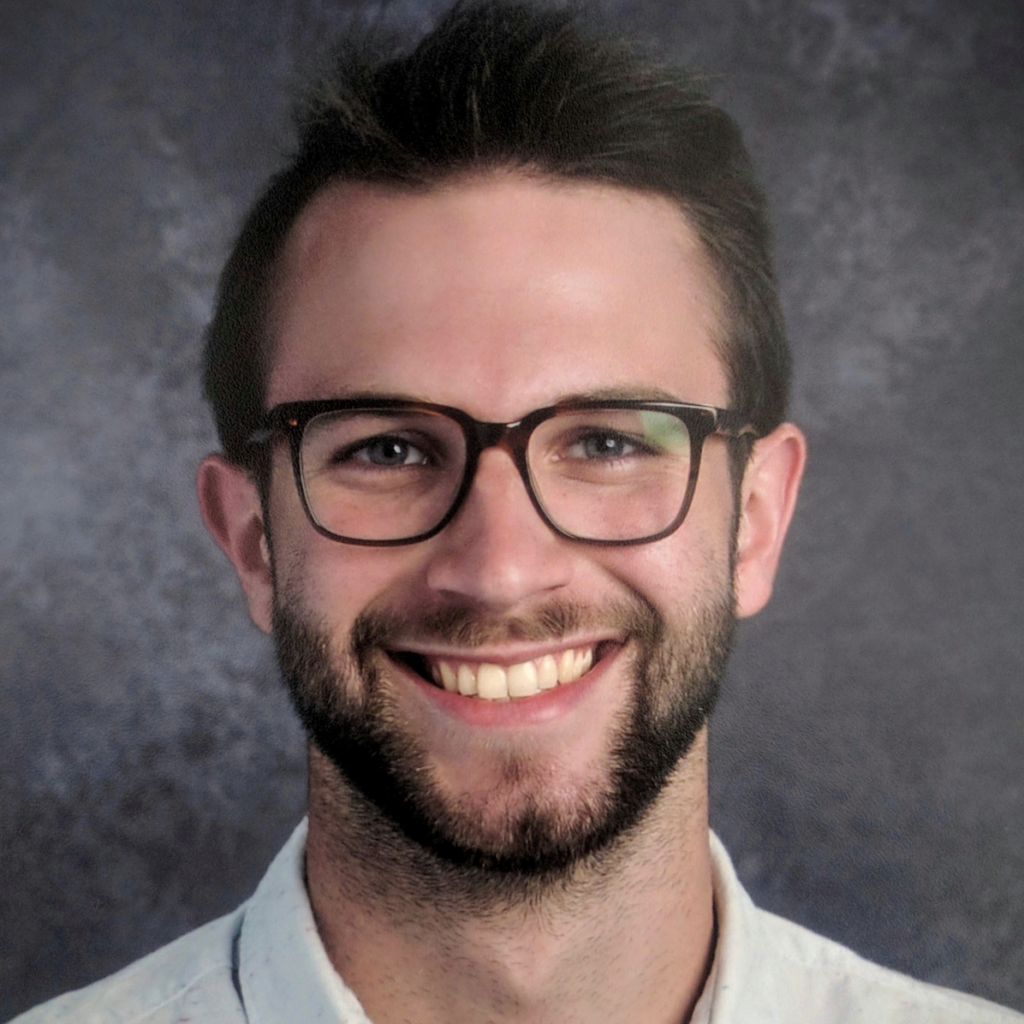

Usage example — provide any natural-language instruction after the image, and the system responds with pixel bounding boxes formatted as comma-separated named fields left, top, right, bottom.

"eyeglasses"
left=247, top=398, right=756, bottom=546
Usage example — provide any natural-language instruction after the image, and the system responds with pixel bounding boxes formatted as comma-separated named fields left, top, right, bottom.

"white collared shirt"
left=11, top=820, right=1022, bottom=1024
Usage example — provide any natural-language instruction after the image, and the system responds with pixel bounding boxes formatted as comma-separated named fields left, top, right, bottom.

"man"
left=12, top=3, right=1021, bottom=1023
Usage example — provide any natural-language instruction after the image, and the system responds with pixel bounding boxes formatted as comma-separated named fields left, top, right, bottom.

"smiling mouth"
left=391, top=642, right=618, bottom=700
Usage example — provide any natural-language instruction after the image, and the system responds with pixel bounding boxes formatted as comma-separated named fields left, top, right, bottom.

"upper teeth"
left=430, top=648, right=594, bottom=700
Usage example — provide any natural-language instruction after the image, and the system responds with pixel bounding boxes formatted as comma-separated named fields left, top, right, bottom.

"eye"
left=348, top=435, right=430, bottom=467
left=567, top=431, right=642, bottom=460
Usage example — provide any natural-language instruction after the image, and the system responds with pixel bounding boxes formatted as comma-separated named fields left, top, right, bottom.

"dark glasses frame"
left=246, top=398, right=757, bottom=547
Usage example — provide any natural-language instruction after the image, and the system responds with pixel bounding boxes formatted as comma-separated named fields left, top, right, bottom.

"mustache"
left=346, top=596, right=665, bottom=666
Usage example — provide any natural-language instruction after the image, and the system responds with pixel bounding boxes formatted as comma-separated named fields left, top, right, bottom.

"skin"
left=198, top=172, right=806, bottom=1024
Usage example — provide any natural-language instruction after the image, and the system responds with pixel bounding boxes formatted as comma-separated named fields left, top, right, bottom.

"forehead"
left=268, top=173, right=728, bottom=416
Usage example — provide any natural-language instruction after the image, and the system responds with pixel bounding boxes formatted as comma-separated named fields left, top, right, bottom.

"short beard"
left=273, top=584, right=736, bottom=899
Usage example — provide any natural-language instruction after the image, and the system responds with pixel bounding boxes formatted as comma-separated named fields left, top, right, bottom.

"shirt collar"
left=239, top=819, right=372, bottom=1024
left=704, top=830, right=773, bottom=1023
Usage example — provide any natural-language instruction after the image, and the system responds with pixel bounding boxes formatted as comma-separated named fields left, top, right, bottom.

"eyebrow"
left=305, top=385, right=688, bottom=406
left=547, top=385, right=686, bottom=404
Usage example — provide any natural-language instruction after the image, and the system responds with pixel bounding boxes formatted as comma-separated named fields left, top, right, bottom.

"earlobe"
left=733, top=423, right=807, bottom=619
left=196, top=454, right=275, bottom=634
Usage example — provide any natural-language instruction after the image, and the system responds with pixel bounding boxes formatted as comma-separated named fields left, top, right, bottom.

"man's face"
left=263, top=174, right=742, bottom=874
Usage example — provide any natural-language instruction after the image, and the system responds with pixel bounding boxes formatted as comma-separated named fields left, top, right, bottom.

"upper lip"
left=390, top=636, right=625, bottom=666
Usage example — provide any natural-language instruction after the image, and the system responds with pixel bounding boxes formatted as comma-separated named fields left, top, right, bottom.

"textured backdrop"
left=2, top=0, right=1022, bottom=1018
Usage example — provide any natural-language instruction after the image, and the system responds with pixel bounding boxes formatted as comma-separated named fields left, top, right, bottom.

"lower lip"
left=389, top=647, right=623, bottom=728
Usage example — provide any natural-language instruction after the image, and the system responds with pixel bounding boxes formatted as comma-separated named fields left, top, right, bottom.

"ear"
left=733, top=423, right=807, bottom=619
left=196, top=454, right=274, bottom=634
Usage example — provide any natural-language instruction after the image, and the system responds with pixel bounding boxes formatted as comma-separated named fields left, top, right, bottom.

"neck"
left=305, top=732, right=716, bottom=1024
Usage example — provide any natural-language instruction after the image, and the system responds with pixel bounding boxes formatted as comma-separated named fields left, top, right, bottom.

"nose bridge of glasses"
left=459, top=417, right=538, bottom=509
left=465, top=416, right=536, bottom=464
left=470, top=419, right=513, bottom=451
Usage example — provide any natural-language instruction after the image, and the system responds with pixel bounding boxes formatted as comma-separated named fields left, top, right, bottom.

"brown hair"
left=203, top=0, right=789, bottom=484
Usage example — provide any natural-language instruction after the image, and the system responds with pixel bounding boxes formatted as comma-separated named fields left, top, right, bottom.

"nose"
left=423, top=447, right=575, bottom=611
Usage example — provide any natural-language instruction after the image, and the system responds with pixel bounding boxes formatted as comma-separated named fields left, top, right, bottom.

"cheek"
left=274, top=533, right=425, bottom=630
left=595, top=488, right=736, bottom=614
left=607, top=538, right=727, bottom=613
left=266, top=472, right=419, bottom=623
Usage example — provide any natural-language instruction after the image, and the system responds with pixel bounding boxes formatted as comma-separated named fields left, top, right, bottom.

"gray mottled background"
left=1, top=0, right=1022, bottom=1018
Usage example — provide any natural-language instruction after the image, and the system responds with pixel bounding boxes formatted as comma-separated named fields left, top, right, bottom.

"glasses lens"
left=527, top=408, right=693, bottom=541
left=300, top=409, right=466, bottom=541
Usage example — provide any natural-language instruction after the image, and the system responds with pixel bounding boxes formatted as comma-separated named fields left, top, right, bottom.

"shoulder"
left=7, top=907, right=248, bottom=1024
left=749, top=905, right=1023, bottom=1024
left=708, top=833, right=1023, bottom=1024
